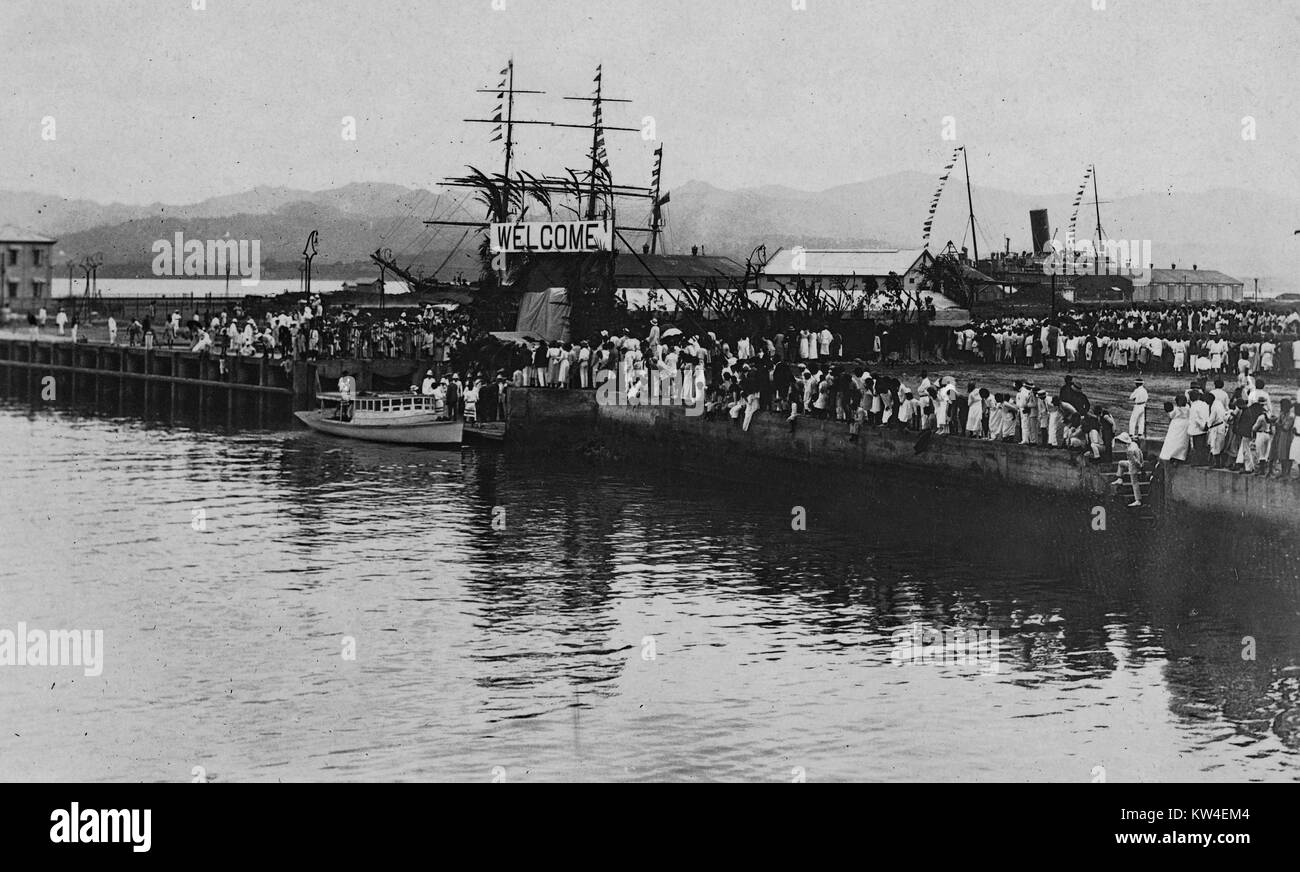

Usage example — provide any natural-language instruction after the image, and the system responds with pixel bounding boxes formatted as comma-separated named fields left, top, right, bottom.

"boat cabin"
left=315, top=391, right=452, bottom=423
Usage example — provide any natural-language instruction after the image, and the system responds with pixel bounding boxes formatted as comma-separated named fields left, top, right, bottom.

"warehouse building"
left=1132, top=265, right=1244, bottom=303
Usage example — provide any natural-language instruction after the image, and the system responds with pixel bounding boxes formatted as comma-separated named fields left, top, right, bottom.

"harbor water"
left=1, top=402, right=1299, bottom=782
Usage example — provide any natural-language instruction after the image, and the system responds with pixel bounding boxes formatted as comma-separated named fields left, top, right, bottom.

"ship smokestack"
left=1029, top=209, right=1050, bottom=254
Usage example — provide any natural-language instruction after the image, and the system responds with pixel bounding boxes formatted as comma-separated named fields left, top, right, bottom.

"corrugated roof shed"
left=763, top=248, right=930, bottom=277
left=613, top=253, right=747, bottom=281
left=1148, top=268, right=1242, bottom=285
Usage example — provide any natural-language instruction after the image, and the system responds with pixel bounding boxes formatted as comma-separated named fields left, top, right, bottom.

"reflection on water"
left=0, top=401, right=1298, bottom=782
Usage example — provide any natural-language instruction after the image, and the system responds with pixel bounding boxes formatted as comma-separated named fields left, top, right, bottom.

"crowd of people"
left=502, top=320, right=886, bottom=394
left=19, top=298, right=482, bottom=365
left=410, top=367, right=509, bottom=423
left=958, top=303, right=1300, bottom=374
left=494, top=308, right=1300, bottom=506
left=14, top=296, right=1300, bottom=488
left=181, top=298, right=479, bottom=363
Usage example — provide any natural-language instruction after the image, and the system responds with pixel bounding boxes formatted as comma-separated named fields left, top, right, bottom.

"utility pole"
left=1050, top=268, right=1057, bottom=322
left=223, top=231, right=232, bottom=302
left=375, top=247, right=392, bottom=313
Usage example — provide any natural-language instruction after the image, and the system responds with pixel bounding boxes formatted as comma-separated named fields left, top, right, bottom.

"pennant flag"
left=658, top=193, right=670, bottom=206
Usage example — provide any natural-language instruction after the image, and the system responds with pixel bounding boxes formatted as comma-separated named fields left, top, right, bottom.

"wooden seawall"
left=0, top=333, right=453, bottom=427
left=0, top=334, right=305, bottom=426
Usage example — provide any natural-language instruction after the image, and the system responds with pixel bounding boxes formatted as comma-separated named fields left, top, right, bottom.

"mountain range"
left=2, top=174, right=1295, bottom=293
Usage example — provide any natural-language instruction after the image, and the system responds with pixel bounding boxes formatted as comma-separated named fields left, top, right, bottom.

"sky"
left=1, top=0, right=1296, bottom=205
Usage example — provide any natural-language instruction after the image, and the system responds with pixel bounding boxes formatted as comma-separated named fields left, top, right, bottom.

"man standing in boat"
left=338, top=369, right=357, bottom=422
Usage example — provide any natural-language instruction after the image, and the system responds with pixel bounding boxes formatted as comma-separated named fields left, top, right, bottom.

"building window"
left=6, top=280, right=19, bottom=298
left=6, top=248, right=17, bottom=267
left=32, top=248, right=43, bottom=267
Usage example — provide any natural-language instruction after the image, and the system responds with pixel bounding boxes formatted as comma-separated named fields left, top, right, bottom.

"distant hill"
left=0, top=184, right=482, bottom=280
left=3, top=174, right=1296, bottom=293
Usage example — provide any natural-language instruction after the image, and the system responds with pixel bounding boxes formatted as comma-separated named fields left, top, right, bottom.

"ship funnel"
left=1029, top=209, right=1050, bottom=254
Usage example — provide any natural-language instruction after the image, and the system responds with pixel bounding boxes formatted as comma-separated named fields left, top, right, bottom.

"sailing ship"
left=368, top=60, right=669, bottom=315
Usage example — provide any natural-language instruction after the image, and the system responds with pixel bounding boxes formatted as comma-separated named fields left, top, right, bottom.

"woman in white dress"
left=965, top=387, right=986, bottom=438
left=557, top=343, right=573, bottom=388
left=1207, top=394, right=1230, bottom=464
left=798, top=330, right=811, bottom=361
left=1290, top=413, right=1300, bottom=476
left=546, top=342, right=563, bottom=387
left=1159, top=395, right=1191, bottom=462
left=936, top=378, right=956, bottom=433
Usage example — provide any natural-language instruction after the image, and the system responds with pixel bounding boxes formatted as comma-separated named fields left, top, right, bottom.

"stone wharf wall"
left=507, top=387, right=1109, bottom=497
left=506, top=389, right=1300, bottom=527
left=1162, top=464, right=1300, bottom=527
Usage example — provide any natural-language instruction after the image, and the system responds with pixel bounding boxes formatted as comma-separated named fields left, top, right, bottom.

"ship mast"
left=468, top=59, right=547, bottom=223
left=649, top=144, right=666, bottom=254
left=1091, top=163, right=1104, bottom=275
left=557, top=65, right=637, bottom=223
left=962, top=146, right=979, bottom=265
left=422, top=63, right=657, bottom=269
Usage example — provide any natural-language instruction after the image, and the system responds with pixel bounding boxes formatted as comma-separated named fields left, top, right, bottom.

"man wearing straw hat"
left=1112, top=432, right=1146, bottom=507
left=1128, top=377, right=1148, bottom=440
